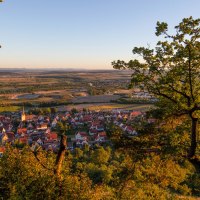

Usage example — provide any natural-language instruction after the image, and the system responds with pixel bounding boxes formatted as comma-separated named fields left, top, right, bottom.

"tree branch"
left=167, top=84, right=191, bottom=107
left=187, top=45, right=195, bottom=102
left=154, top=89, right=178, bottom=104
left=33, top=151, right=53, bottom=171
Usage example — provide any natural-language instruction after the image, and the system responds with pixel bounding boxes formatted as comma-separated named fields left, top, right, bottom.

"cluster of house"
left=113, top=111, right=142, bottom=135
left=0, top=108, right=157, bottom=156
left=0, top=112, right=59, bottom=154
left=0, top=115, right=13, bottom=157
left=131, top=89, right=158, bottom=102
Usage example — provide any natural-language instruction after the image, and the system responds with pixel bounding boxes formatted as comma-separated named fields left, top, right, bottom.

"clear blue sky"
left=0, top=0, right=199, bottom=69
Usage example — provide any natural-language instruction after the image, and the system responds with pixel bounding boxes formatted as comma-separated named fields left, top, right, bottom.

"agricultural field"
left=0, top=69, right=135, bottom=110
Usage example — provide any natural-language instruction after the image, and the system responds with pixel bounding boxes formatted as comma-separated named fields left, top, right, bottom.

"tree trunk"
left=189, top=117, right=198, bottom=158
left=54, top=135, right=67, bottom=197
left=54, top=135, right=67, bottom=177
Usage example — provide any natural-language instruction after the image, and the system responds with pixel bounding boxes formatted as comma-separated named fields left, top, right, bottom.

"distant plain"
left=0, top=69, right=151, bottom=112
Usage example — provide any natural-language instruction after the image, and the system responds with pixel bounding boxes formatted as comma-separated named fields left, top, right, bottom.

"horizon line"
left=0, top=67, right=119, bottom=72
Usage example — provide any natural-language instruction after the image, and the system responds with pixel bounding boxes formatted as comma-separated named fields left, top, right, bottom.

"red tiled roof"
left=130, top=111, right=142, bottom=117
left=0, top=116, right=6, bottom=121
left=48, top=132, right=58, bottom=140
left=19, top=137, right=28, bottom=144
left=91, top=121, right=100, bottom=126
left=89, top=129, right=98, bottom=133
left=25, top=115, right=36, bottom=121
left=17, top=128, right=27, bottom=134
left=83, top=115, right=92, bottom=121
left=0, top=146, right=5, bottom=153
left=99, top=132, right=107, bottom=137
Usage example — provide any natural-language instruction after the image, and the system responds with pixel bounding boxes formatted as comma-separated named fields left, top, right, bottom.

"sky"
left=0, top=0, right=199, bottom=69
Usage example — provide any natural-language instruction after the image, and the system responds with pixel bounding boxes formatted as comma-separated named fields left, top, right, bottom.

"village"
left=0, top=107, right=157, bottom=157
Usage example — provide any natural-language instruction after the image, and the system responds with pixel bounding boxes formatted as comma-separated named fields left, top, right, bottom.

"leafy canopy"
left=112, top=16, right=200, bottom=118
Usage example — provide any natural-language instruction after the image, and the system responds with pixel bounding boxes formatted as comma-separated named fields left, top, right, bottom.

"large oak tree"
left=112, top=17, right=200, bottom=158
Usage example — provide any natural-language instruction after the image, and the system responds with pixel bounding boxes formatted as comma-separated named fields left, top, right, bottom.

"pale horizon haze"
left=0, top=0, right=199, bottom=69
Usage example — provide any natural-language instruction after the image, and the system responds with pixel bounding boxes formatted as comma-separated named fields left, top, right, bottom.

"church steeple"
left=21, top=106, right=26, bottom=121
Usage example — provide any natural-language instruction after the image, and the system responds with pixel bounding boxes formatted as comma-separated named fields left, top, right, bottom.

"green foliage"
left=55, top=121, right=68, bottom=136
left=0, top=142, right=200, bottom=199
left=91, top=146, right=111, bottom=165
left=0, top=106, right=21, bottom=113
left=50, top=107, right=57, bottom=114
left=71, top=108, right=78, bottom=114
left=29, top=107, right=53, bottom=115
left=74, top=148, right=83, bottom=159
left=0, top=146, right=98, bottom=200
left=113, top=16, right=200, bottom=116
left=86, top=163, right=113, bottom=184
left=112, top=16, right=200, bottom=157
left=0, top=146, right=54, bottom=199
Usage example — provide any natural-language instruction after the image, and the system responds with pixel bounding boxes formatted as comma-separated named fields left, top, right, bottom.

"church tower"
left=21, top=106, right=26, bottom=121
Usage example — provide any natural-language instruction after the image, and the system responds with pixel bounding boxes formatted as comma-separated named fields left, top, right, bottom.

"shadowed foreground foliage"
left=0, top=131, right=200, bottom=200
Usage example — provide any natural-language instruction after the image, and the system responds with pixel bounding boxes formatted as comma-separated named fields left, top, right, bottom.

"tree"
left=71, top=108, right=78, bottom=114
left=55, top=121, right=68, bottom=177
left=0, top=146, right=96, bottom=199
left=112, top=16, right=200, bottom=158
left=91, top=146, right=111, bottom=165
left=50, top=107, right=57, bottom=114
